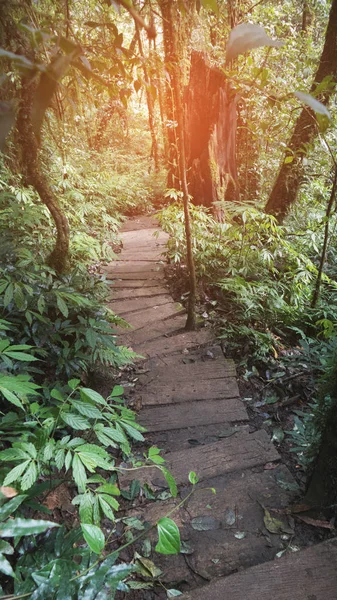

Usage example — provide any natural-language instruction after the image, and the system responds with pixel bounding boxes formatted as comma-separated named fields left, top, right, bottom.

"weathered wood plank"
left=107, top=271, right=164, bottom=281
left=109, top=286, right=169, bottom=300
left=132, top=328, right=213, bottom=359
left=140, top=377, right=240, bottom=405
left=107, top=295, right=172, bottom=315
left=118, top=314, right=187, bottom=346
left=117, top=302, right=184, bottom=331
left=119, top=429, right=280, bottom=489
left=139, top=397, right=247, bottom=431
left=137, top=360, right=236, bottom=385
left=107, top=262, right=164, bottom=274
left=107, top=279, right=166, bottom=288
left=181, top=538, right=337, bottom=600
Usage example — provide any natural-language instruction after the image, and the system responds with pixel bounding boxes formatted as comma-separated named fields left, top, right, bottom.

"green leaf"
left=3, top=460, right=31, bottom=487
left=0, top=518, right=59, bottom=537
left=98, top=496, right=115, bottom=521
left=71, top=400, right=102, bottom=419
left=81, top=523, right=105, bottom=554
left=3, top=283, right=13, bottom=307
left=80, top=388, right=107, bottom=406
left=0, top=552, right=15, bottom=578
left=155, top=518, right=181, bottom=555
left=68, top=378, right=81, bottom=391
left=4, top=351, right=38, bottom=362
left=188, top=471, right=199, bottom=485
left=161, top=467, right=178, bottom=498
left=110, top=385, right=124, bottom=397
left=61, top=412, right=90, bottom=430
left=21, top=461, right=38, bottom=490
left=0, top=387, right=24, bottom=410
left=120, top=421, right=144, bottom=442
left=294, top=91, right=331, bottom=119
left=56, top=295, right=69, bottom=318
left=95, top=484, right=120, bottom=496
left=0, top=495, right=28, bottom=522
left=167, top=590, right=182, bottom=598
left=78, top=494, right=93, bottom=524
left=72, top=453, right=87, bottom=491
left=226, top=23, right=283, bottom=63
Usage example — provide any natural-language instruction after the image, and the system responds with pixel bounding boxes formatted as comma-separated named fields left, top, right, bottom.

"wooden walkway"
left=106, top=216, right=337, bottom=599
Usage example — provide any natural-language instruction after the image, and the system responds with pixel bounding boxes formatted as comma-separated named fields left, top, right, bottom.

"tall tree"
left=265, top=0, right=337, bottom=221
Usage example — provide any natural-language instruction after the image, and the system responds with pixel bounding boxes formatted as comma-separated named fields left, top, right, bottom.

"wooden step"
left=116, top=302, right=184, bottom=332
left=180, top=538, right=337, bottom=600
left=109, top=286, right=169, bottom=300
left=118, top=314, right=187, bottom=346
left=132, top=328, right=213, bottom=359
left=139, top=377, right=240, bottom=406
left=128, top=465, right=297, bottom=587
left=139, top=397, right=248, bottom=431
left=107, top=261, right=164, bottom=273
left=107, top=278, right=166, bottom=288
left=108, top=294, right=173, bottom=315
left=119, top=429, right=280, bottom=489
left=145, top=423, right=249, bottom=452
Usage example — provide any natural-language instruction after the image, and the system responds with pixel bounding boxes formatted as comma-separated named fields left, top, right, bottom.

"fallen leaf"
left=0, top=486, right=18, bottom=498
left=234, top=531, right=246, bottom=539
left=135, top=555, right=162, bottom=579
left=295, top=515, right=335, bottom=530
left=217, top=427, right=238, bottom=439
left=288, top=503, right=311, bottom=514
left=263, top=507, right=293, bottom=535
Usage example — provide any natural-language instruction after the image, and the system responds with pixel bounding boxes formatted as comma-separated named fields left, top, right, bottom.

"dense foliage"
left=1, top=0, right=337, bottom=595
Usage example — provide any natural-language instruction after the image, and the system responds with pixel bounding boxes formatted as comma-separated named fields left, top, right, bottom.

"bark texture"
left=265, top=0, right=337, bottom=221
left=17, top=80, right=70, bottom=273
left=185, top=51, right=238, bottom=210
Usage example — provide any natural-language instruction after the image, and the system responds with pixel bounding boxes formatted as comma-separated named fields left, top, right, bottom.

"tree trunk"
left=185, top=51, right=239, bottom=211
left=265, top=0, right=337, bottom=222
left=17, top=80, right=70, bottom=274
left=135, top=24, right=159, bottom=171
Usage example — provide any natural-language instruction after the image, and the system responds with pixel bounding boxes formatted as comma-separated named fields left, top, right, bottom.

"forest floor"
left=105, top=215, right=337, bottom=599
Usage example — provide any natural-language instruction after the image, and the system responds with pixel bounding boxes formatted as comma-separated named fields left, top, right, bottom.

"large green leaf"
left=3, top=460, right=31, bottom=487
left=81, top=523, right=105, bottom=554
left=0, top=518, right=59, bottom=537
left=61, top=412, right=90, bottom=430
left=155, top=518, right=181, bottom=555
left=71, top=400, right=102, bottom=419
left=0, top=495, right=28, bottom=522
left=72, top=453, right=87, bottom=490
left=80, top=388, right=107, bottom=406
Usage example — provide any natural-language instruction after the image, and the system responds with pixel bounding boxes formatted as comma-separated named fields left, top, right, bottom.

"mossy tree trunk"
left=17, top=79, right=70, bottom=273
left=185, top=51, right=238, bottom=212
left=265, top=0, right=337, bottom=222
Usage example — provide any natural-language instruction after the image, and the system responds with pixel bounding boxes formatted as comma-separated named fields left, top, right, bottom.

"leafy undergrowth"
left=159, top=200, right=337, bottom=496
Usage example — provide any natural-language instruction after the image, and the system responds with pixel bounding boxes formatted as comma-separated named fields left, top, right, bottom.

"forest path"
left=106, top=216, right=337, bottom=599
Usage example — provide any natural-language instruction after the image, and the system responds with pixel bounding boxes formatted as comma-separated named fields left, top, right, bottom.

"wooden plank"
left=106, top=271, right=164, bottom=281
left=141, top=377, right=240, bottom=405
left=109, top=286, right=169, bottom=300
left=107, top=295, right=172, bottom=315
left=132, top=328, right=213, bottom=359
left=128, top=465, right=297, bottom=586
left=117, top=302, right=184, bottom=331
left=181, top=538, right=337, bottom=600
left=107, top=279, right=166, bottom=288
left=107, top=262, right=164, bottom=274
left=117, top=252, right=164, bottom=262
left=118, top=314, right=187, bottom=346
left=139, top=397, right=248, bottom=431
left=119, top=429, right=280, bottom=489
left=137, top=360, right=236, bottom=384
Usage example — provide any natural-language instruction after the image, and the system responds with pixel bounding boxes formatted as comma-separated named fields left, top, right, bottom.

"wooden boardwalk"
left=106, top=216, right=337, bottom=599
